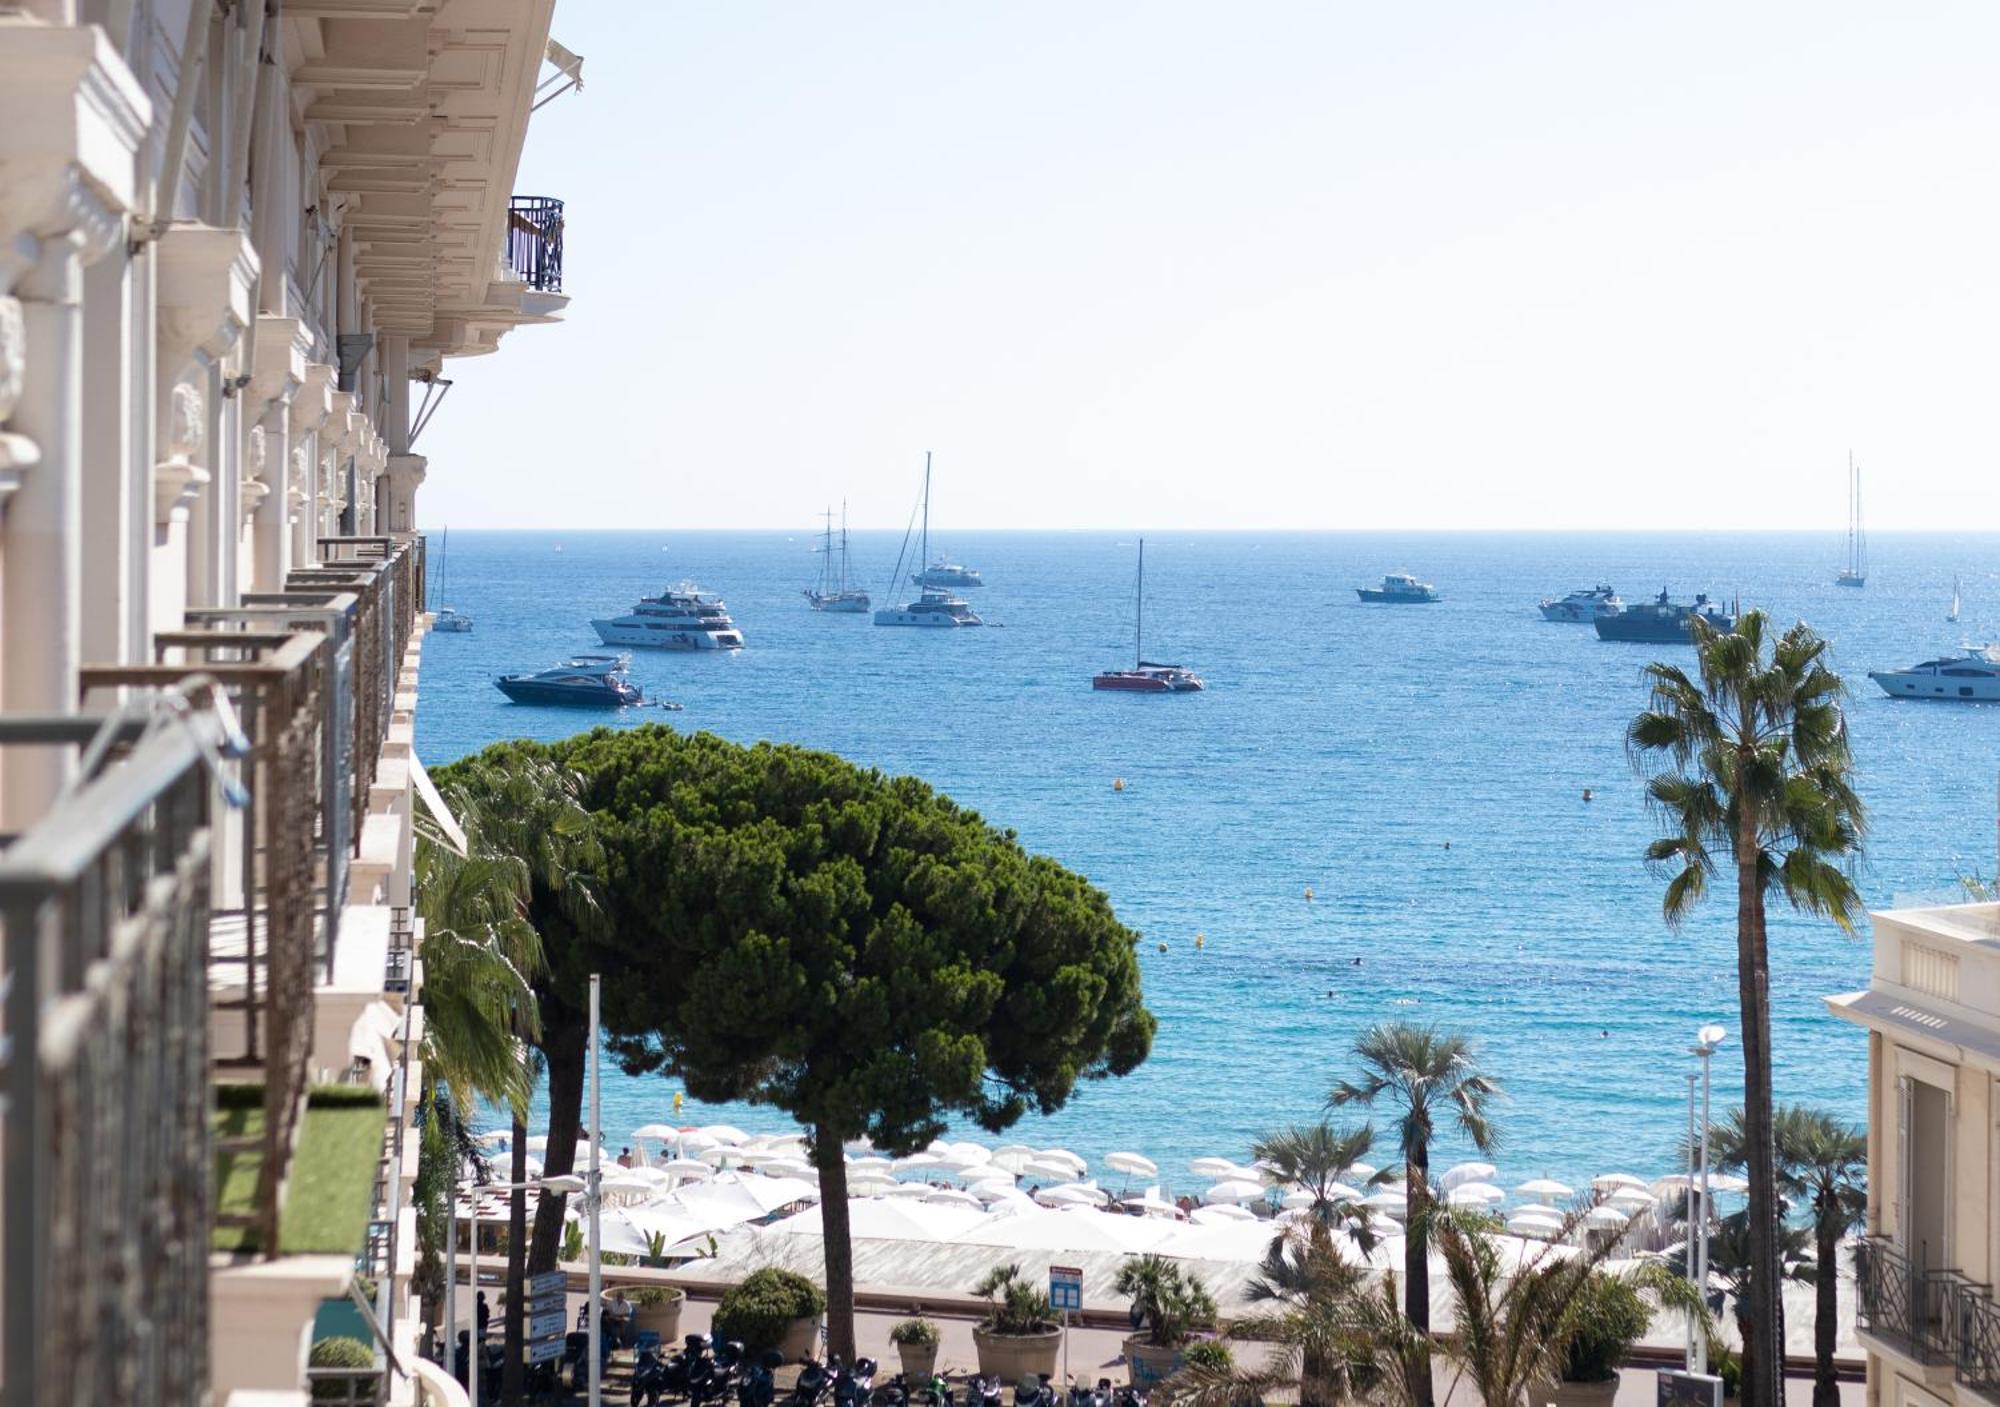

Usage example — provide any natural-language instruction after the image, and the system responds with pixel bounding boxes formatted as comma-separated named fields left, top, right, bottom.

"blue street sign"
left=526, top=1335, right=566, bottom=1365
left=528, top=1271, right=568, bottom=1298
left=1049, top=1264, right=1083, bottom=1313
left=529, top=1310, right=568, bottom=1340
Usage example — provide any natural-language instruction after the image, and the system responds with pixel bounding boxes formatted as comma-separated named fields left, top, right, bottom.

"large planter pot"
left=897, top=1342, right=940, bottom=1381
left=627, top=1288, right=685, bottom=1343
left=776, top=1314, right=823, bottom=1364
left=1123, top=1337, right=1184, bottom=1388
left=1547, top=1375, right=1621, bottom=1407
left=972, top=1325, right=1062, bottom=1383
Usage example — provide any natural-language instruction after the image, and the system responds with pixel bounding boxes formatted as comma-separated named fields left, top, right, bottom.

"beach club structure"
left=1830, top=902, right=2000, bottom=1407
left=0, top=0, right=572, bottom=1400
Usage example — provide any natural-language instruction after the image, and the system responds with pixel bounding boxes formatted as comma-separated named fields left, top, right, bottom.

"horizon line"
left=417, top=524, right=2000, bottom=535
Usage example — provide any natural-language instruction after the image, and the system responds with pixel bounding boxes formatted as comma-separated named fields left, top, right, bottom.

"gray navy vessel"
left=1593, top=589, right=1734, bottom=644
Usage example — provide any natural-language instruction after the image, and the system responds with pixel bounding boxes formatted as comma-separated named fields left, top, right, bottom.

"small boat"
left=1357, top=571, right=1440, bottom=604
left=430, top=527, right=473, bottom=630
left=805, top=502, right=870, bottom=613
left=914, top=558, right=983, bottom=590
left=876, top=453, right=983, bottom=628
left=1870, top=645, right=2000, bottom=702
left=1094, top=539, right=1204, bottom=693
left=495, top=654, right=642, bottom=707
left=1538, top=585, right=1621, bottom=623
left=1593, top=588, right=1734, bottom=644
left=1836, top=453, right=1867, bottom=588
left=592, top=582, right=744, bottom=650
left=1949, top=578, right=1961, bottom=623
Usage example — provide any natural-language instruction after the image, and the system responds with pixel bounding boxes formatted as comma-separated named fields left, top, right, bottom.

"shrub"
left=713, top=1268, right=826, bottom=1350
left=562, top=1221, right=585, bottom=1262
left=892, top=1318, right=942, bottom=1347
left=972, top=1264, right=1057, bottom=1335
left=1182, top=1341, right=1233, bottom=1372
left=308, top=1336, right=376, bottom=1400
left=1560, top=1270, right=1653, bottom=1383
left=1114, top=1255, right=1217, bottom=1348
left=630, top=1286, right=683, bottom=1309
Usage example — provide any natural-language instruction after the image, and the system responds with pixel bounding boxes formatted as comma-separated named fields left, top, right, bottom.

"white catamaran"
left=1837, top=452, right=1867, bottom=588
left=875, top=453, right=983, bottom=627
left=805, top=502, right=870, bottom=613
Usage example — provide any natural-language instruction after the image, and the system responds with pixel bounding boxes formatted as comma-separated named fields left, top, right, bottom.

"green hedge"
left=712, top=1268, right=825, bottom=1351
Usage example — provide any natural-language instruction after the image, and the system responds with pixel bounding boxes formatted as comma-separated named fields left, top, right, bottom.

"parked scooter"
left=1014, top=1377, right=1056, bottom=1407
left=964, top=1375, right=1005, bottom=1407
left=790, top=1360, right=834, bottom=1407
left=831, top=1356, right=878, bottom=1407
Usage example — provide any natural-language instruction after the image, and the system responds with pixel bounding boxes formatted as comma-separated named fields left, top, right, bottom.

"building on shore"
left=1827, top=900, right=2000, bottom=1407
left=0, top=0, right=573, bottom=1402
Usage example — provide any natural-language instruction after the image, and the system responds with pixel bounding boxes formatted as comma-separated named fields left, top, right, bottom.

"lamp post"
left=1690, top=1023, right=1728, bottom=1375
left=589, top=973, right=603, bottom=1407
left=1684, top=1072, right=1698, bottom=1372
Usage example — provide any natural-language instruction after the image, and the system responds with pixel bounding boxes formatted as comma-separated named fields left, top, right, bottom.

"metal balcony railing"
left=506, top=195, right=564, bottom=292
left=1856, top=1235, right=1968, bottom=1367
left=1943, top=1276, right=2000, bottom=1406
left=81, top=630, right=330, bottom=1257
left=0, top=706, right=225, bottom=1406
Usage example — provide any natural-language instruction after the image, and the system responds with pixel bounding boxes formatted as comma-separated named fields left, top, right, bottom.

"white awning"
left=410, top=751, right=468, bottom=856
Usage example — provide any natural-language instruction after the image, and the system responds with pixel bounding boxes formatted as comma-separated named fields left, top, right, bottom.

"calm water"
left=418, top=529, right=2000, bottom=1190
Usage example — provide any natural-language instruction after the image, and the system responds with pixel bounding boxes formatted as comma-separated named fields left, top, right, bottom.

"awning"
left=1825, top=987, right=2000, bottom=1073
left=410, top=751, right=468, bottom=856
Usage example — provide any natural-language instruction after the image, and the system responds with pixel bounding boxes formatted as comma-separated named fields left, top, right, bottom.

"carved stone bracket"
left=154, top=380, right=209, bottom=523
left=248, top=314, right=310, bottom=418
left=240, top=423, right=270, bottom=525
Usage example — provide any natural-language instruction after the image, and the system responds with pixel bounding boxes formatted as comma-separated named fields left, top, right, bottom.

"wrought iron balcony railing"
left=1944, top=1275, right=2000, bottom=1405
left=506, top=195, right=564, bottom=292
left=1856, top=1235, right=1971, bottom=1367
left=82, top=629, right=330, bottom=1256
left=0, top=706, right=225, bottom=1406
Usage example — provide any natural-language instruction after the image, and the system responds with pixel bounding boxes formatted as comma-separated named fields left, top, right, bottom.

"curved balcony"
left=506, top=195, right=564, bottom=293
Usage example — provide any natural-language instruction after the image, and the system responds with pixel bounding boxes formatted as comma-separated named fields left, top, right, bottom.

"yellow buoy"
left=1194, top=933, right=1205, bottom=949
left=1304, top=886, right=1314, bottom=902
left=672, top=1091, right=683, bottom=1113
left=1113, top=778, right=1125, bottom=791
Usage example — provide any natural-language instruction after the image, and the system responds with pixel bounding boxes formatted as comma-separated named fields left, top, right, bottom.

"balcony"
left=0, top=703, right=229, bottom=1405
left=505, top=195, right=564, bottom=292
left=1855, top=1236, right=1993, bottom=1378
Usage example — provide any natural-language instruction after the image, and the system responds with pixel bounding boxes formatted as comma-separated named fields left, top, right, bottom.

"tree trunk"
left=1734, top=807, right=1782, bottom=1407
left=1406, top=1140, right=1434, bottom=1407
left=815, top=1125, right=854, bottom=1362
left=528, top=1015, right=587, bottom=1274
left=1812, top=1215, right=1838, bottom=1407
left=504, top=1112, right=527, bottom=1403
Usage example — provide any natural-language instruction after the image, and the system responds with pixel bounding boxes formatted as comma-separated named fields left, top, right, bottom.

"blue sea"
left=417, top=530, right=2000, bottom=1191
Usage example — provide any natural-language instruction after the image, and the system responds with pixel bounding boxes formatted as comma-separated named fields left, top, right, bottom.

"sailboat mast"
left=1136, top=538, right=1145, bottom=668
left=839, top=500, right=850, bottom=593
left=921, top=451, right=932, bottom=578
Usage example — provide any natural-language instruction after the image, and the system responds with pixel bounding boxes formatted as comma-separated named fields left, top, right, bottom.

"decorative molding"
left=241, top=424, right=271, bottom=524
left=291, top=361, right=338, bottom=434
left=0, top=293, right=37, bottom=482
left=154, top=380, right=210, bottom=523
left=248, top=314, right=310, bottom=414
left=155, top=223, right=260, bottom=379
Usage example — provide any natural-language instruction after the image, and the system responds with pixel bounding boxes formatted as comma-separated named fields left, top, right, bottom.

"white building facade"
left=1828, top=902, right=2000, bottom=1407
left=0, top=0, right=572, bottom=1401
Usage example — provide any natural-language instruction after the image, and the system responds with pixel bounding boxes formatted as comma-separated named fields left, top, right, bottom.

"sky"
left=419, top=3, right=2000, bottom=532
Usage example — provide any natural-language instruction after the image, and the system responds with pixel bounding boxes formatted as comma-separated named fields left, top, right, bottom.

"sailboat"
left=804, top=502, right=870, bottom=613
left=874, top=454, right=982, bottom=627
left=1836, top=453, right=1867, bottom=588
left=1093, top=539, right=1204, bottom=692
left=432, top=526, right=473, bottom=631
left=1949, top=577, right=1961, bottom=623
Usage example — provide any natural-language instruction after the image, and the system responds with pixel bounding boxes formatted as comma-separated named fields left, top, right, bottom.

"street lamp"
left=1689, top=1023, right=1727, bottom=1375
left=453, top=1170, right=587, bottom=1407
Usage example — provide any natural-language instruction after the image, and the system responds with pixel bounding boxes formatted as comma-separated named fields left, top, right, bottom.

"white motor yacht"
left=1538, top=585, right=1620, bottom=623
left=874, top=587, right=982, bottom=628
left=1870, top=646, right=2000, bottom=702
left=592, top=582, right=744, bottom=650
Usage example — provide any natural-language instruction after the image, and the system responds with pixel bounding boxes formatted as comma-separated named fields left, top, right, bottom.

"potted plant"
left=714, top=1267, right=826, bottom=1362
left=1549, top=1270, right=1653, bottom=1407
left=644, top=1229, right=671, bottom=1268
left=307, top=1337, right=376, bottom=1402
left=626, top=1285, right=687, bottom=1341
left=970, top=1264, right=1062, bottom=1382
left=892, top=1318, right=943, bottom=1380
left=1114, top=1255, right=1218, bottom=1387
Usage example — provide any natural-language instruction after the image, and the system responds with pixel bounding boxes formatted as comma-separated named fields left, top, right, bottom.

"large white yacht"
left=1870, top=646, right=2000, bottom=702
left=592, top=582, right=745, bottom=650
left=1538, top=585, right=1620, bottom=622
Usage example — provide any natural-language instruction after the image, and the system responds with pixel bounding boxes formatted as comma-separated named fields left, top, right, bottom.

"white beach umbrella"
left=1516, top=1178, right=1574, bottom=1200
left=1122, top=1188, right=1183, bottom=1218
left=660, top=1156, right=712, bottom=1178
left=1105, top=1152, right=1159, bottom=1179
left=1326, top=1181, right=1366, bottom=1202
left=893, top=1152, right=943, bottom=1174
left=1607, top=1188, right=1656, bottom=1213
left=1652, top=1174, right=1693, bottom=1192
left=632, top=1123, right=680, bottom=1141
left=1036, top=1184, right=1104, bottom=1208
left=1189, top=1156, right=1242, bottom=1179
left=525, top=1135, right=551, bottom=1152
left=1281, top=1189, right=1318, bottom=1211
left=848, top=1176, right=898, bottom=1197
left=1190, top=1204, right=1257, bottom=1224
left=848, top=1155, right=894, bottom=1172
left=968, top=1178, right=1022, bottom=1203
left=1507, top=1213, right=1565, bottom=1239
left=1023, top=1156, right=1081, bottom=1182
left=1582, top=1205, right=1631, bottom=1230
left=1591, top=1172, right=1649, bottom=1193
left=1038, top=1148, right=1088, bottom=1176
left=990, top=1145, right=1039, bottom=1174
left=761, top=1158, right=816, bottom=1180
left=698, top=1125, right=751, bottom=1146
left=1440, top=1162, right=1498, bottom=1191
left=1708, top=1174, right=1750, bottom=1193
left=946, top=1142, right=993, bottom=1165
left=1205, top=1178, right=1268, bottom=1205
left=1447, top=1181, right=1505, bottom=1205
left=925, top=1187, right=985, bottom=1208
left=882, top=1181, right=932, bottom=1199
left=1512, top=1202, right=1565, bottom=1220
left=674, top=1130, right=721, bottom=1156
left=1346, top=1161, right=1378, bottom=1181
left=1362, top=1189, right=1408, bottom=1211
left=1048, top=1181, right=1111, bottom=1206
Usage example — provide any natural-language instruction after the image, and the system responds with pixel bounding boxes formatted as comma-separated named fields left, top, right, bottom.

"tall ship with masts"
left=1094, top=539, right=1204, bottom=692
left=1837, top=453, right=1867, bottom=588
left=875, top=453, right=983, bottom=627
left=805, top=503, right=870, bottom=613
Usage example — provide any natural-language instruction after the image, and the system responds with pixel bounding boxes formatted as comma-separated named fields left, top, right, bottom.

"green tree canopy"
left=556, top=724, right=1156, bottom=1355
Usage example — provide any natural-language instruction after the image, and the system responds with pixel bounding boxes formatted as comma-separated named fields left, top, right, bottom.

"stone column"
left=152, top=223, right=257, bottom=627
left=384, top=454, right=427, bottom=535
left=245, top=315, right=308, bottom=590
left=0, top=22, right=151, bottom=824
left=323, top=389, right=357, bottom=540
left=291, top=361, right=335, bottom=565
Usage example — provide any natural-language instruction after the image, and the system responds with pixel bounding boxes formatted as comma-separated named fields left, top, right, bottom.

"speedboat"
left=874, top=587, right=982, bottom=627
left=914, top=558, right=982, bottom=590
left=1538, top=585, right=1620, bottom=623
left=1594, top=589, right=1734, bottom=643
left=1869, top=646, right=2000, bottom=702
left=495, top=655, right=642, bottom=707
left=592, top=583, right=744, bottom=650
left=1357, top=571, right=1440, bottom=604
left=433, top=606, right=474, bottom=632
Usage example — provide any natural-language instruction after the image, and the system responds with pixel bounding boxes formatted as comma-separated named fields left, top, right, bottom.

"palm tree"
left=1628, top=611, right=1865, bottom=1407
left=1329, top=1023, right=1500, bottom=1407
left=1253, top=1121, right=1378, bottom=1250
left=1673, top=1209, right=1817, bottom=1397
